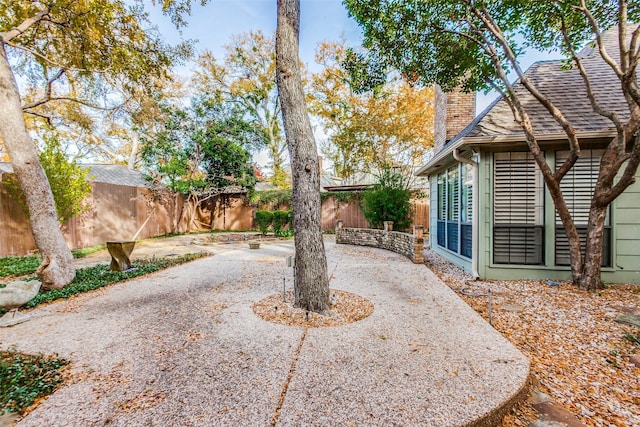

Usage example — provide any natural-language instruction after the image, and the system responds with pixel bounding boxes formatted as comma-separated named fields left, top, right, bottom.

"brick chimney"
left=433, top=86, right=476, bottom=152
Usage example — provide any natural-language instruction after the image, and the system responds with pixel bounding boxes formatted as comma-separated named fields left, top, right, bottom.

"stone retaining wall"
left=336, top=220, right=424, bottom=264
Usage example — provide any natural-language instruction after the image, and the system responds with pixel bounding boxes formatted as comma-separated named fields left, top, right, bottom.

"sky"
left=144, top=0, right=563, bottom=169
left=148, top=0, right=362, bottom=74
left=146, top=0, right=563, bottom=112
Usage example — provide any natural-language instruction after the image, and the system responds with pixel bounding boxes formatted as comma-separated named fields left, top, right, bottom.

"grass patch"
left=1, top=244, right=107, bottom=278
left=71, top=244, right=106, bottom=259
left=0, top=351, right=68, bottom=415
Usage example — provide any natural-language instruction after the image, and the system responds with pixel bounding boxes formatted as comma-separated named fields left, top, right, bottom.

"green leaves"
left=38, top=136, right=92, bottom=224
left=362, top=167, right=412, bottom=231
left=141, top=96, right=261, bottom=195
left=0, top=351, right=68, bottom=414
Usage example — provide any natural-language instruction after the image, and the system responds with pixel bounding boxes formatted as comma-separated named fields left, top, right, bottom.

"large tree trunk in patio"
left=275, top=0, right=330, bottom=314
left=0, top=43, right=75, bottom=289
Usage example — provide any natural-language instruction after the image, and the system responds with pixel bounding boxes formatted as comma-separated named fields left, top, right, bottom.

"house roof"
left=0, top=162, right=151, bottom=188
left=85, top=164, right=151, bottom=188
left=417, top=27, right=631, bottom=176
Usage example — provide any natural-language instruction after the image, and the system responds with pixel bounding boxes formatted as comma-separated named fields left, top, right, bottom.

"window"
left=460, top=163, right=473, bottom=258
left=436, top=163, right=473, bottom=259
left=493, top=152, right=544, bottom=265
left=555, top=150, right=611, bottom=267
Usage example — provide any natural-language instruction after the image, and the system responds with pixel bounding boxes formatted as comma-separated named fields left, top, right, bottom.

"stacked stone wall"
left=336, top=221, right=424, bottom=264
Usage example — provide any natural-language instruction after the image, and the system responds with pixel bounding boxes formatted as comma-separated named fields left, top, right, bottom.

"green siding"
left=428, top=147, right=640, bottom=284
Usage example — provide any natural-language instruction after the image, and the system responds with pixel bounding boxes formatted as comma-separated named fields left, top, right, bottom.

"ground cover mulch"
left=253, top=289, right=374, bottom=327
left=424, top=249, right=640, bottom=427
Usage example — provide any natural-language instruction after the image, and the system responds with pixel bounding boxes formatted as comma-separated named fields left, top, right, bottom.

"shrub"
left=272, top=210, right=290, bottom=235
left=362, top=168, right=412, bottom=231
left=255, top=210, right=273, bottom=235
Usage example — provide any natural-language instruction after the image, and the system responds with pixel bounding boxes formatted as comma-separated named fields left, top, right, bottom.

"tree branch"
left=4, top=41, right=92, bottom=73
left=576, top=0, right=624, bottom=78
left=0, top=9, right=49, bottom=43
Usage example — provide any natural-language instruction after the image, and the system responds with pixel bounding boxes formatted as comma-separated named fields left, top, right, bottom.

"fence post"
left=336, top=220, right=343, bottom=244
left=383, top=221, right=394, bottom=232
left=413, top=225, right=424, bottom=264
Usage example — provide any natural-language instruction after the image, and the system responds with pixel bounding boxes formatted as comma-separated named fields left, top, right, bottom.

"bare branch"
left=560, top=20, right=621, bottom=127
left=0, top=9, right=49, bottom=43
left=4, top=41, right=92, bottom=73
left=23, top=109, right=52, bottom=125
left=576, top=0, right=624, bottom=77
left=23, top=95, right=124, bottom=112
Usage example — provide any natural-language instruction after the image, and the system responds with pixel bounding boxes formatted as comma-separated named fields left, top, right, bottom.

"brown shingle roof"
left=464, top=28, right=627, bottom=139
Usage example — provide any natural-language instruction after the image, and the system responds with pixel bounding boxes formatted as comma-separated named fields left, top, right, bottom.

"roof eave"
left=415, top=129, right=616, bottom=177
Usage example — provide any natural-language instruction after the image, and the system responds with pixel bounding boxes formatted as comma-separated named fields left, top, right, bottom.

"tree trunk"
left=580, top=205, right=608, bottom=290
left=275, top=0, right=330, bottom=314
left=0, top=44, right=75, bottom=289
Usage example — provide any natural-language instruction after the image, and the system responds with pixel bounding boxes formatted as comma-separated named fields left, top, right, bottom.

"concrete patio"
left=0, top=239, right=529, bottom=426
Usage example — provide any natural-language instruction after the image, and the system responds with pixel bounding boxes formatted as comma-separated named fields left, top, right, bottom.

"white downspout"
left=453, top=147, right=479, bottom=279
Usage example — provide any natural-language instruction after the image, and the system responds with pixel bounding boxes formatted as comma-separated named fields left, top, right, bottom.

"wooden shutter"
left=493, top=152, right=544, bottom=265
left=554, top=150, right=610, bottom=266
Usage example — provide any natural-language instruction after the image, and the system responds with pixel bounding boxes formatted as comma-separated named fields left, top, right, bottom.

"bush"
left=362, top=169, right=412, bottom=231
left=255, top=210, right=273, bottom=235
left=287, top=209, right=293, bottom=229
left=272, top=210, right=290, bottom=235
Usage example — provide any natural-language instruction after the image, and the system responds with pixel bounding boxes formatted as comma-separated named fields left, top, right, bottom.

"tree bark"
left=275, top=0, right=330, bottom=314
left=0, top=43, right=75, bottom=289
left=580, top=204, right=608, bottom=290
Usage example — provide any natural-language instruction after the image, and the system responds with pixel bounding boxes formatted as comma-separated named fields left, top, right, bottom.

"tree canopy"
left=310, top=41, right=434, bottom=180
left=140, top=96, right=263, bottom=195
left=193, top=30, right=289, bottom=188
left=344, top=0, right=640, bottom=289
left=0, top=0, right=193, bottom=287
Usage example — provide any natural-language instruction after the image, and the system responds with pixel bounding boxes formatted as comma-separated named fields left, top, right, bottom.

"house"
left=417, top=29, right=640, bottom=284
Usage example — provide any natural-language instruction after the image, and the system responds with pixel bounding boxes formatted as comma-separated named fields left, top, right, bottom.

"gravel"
left=1, top=239, right=529, bottom=426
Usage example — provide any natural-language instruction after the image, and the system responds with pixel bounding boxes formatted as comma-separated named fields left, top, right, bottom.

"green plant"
left=0, top=255, right=41, bottom=278
left=247, top=190, right=292, bottom=208
left=19, top=253, right=206, bottom=310
left=255, top=210, right=274, bottom=235
left=0, top=351, right=68, bottom=414
left=71, top=244, right=106, bottom=259
left=1, top=245, right=107, bottom=278
left=5, top=136, right=92, bottom=224
left=276, top=229, right=294, bottom=238
left=272, top=210, right=290, bottom=235
left=362, top=168, right=412, bottom=230
left=320, top=190, right=362, bottom=204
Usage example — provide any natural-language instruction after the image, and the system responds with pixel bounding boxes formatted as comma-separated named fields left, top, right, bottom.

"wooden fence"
left=180, top=194, right=428, bottom=233
left=0, top=181, right=180, bottom=257
left=1, top=186, right=428, bottom=257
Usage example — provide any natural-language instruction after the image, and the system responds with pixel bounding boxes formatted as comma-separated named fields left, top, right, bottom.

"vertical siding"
left=613, top=167, right=640, bottom=273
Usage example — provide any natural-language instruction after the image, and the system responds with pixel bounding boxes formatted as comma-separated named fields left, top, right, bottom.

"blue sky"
left=148, top=0, right=362, bottom=74
left=147, top=0, right=563, bottom=113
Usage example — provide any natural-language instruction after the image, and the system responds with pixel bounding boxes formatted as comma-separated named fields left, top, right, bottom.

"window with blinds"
left=493, top=152, right=545, bottom=265
left=460, top=163, right=473, bottom=258
left=435, top=163, right=473, bottom=259
left=554, top=150, right=611, bottom=267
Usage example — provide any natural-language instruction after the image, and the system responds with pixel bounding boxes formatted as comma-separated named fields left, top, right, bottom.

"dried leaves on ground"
left=425, top=250, right=640, bottom=427
left=253, top=289, right=374, bottom=327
